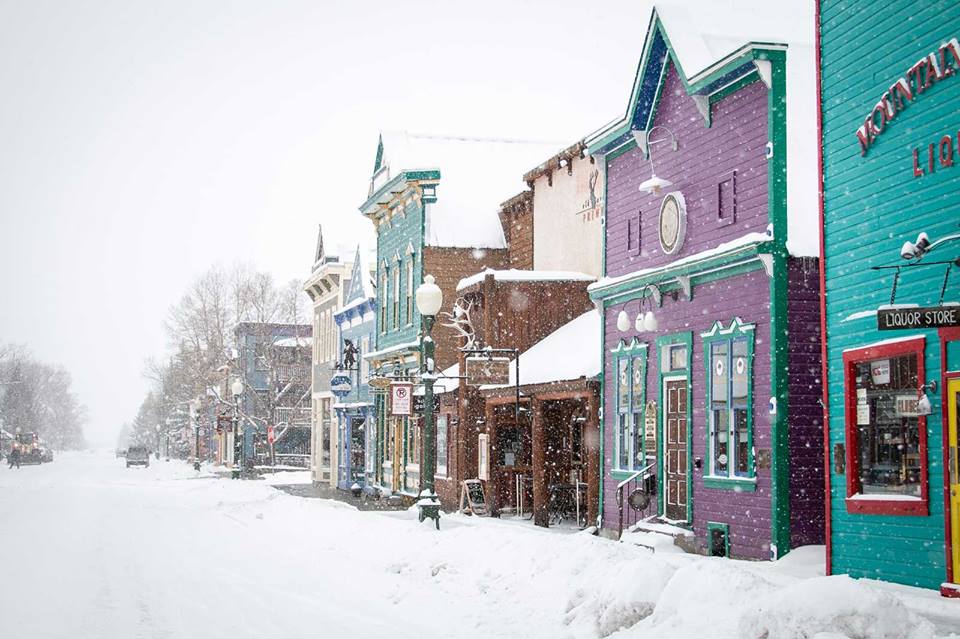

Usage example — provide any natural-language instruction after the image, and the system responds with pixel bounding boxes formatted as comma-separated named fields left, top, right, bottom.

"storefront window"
left=703, top=320, right=754, bottom=481
left=408, top=418, right=420, bottom=466
left=844, top=342, right=926, bottom=510
left=321, top=398, right=331, bottom=468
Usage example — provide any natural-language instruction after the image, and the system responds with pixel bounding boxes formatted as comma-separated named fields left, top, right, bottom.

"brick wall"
left=499, top=191, right=534, bottom=270
left=423, top=246, right=509, bottom=370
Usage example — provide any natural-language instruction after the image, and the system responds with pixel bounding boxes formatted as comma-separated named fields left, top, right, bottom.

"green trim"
left=598, top=303, right=606, bottom=522
left=610, top=468, right=639, bottom=482
left=764, top=48, right=790, bottom=560
left=605, top=138, right=637, bottom=164
left=703, top=476, right=757, bottom=492
left=655, top=332, right=693, bottom=522
left=360, top=170, right=441, bottom=215
left=591, top=242, right=771, bottom=304
left=702, top=319, right=756, bottom=481
left=710, top=71, right=761, bottom=105
left=707, top=521, right=731, bottom=557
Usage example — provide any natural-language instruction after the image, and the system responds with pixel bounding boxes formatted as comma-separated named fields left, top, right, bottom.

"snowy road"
left=1, top=452, right=959, bottom=639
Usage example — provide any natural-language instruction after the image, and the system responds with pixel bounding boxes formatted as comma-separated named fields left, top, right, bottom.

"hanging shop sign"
left=368, top=376, right=392, bottom=390
left=390, top=382, right=413, bottom=416
left=877, top=305, right=960, bottom=330
left=413, top=395, right=441, bottom=413
left=330, top=373, right=353, bottom=397
left=465, top=356, right=511, bottom=386
left=855, top=37, right=960, bottom=156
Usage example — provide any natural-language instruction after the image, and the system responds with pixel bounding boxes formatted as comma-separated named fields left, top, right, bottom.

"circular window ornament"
left=658, top=191, right=687, bottom=255
left=736, top=357, right=746, bottom=375
left=717, top=453, right=728, bottom=466
left=715, top=358, right=725, bottom=377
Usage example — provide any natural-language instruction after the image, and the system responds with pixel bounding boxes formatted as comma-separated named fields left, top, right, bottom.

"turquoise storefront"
left=819, top=0, right=960, bottom=593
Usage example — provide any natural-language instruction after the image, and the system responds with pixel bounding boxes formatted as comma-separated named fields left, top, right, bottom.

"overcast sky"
left=0, top=0, right=653, bottom=446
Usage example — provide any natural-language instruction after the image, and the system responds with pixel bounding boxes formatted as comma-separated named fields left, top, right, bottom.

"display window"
left=843, top=336, right=928, bottom=515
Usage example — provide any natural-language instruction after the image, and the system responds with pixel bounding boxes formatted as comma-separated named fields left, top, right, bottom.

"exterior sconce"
left=634, top=126, right=678, bottom=195
left=916, top=380, right=936, bottom=416
left=617, top=285, right=661, bottom=334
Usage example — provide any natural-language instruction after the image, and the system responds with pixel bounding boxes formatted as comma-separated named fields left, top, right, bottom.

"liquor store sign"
left=877, top=305, right=960, bottom=330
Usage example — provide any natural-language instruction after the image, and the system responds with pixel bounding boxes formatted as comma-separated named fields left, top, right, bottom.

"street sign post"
left=391, top=382, right=413, bottom=415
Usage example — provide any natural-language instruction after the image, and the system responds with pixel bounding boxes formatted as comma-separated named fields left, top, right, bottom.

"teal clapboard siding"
left=374, top=196, right=423, bottom=356
left=821, top=0, right=960, bottom=589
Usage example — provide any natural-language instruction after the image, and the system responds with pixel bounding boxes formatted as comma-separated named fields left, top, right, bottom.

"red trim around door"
left=940, top=327, right=960, bottom=589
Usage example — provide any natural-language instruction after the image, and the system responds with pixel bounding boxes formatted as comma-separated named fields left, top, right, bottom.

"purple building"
left=585, top=7, right=822, bottom=560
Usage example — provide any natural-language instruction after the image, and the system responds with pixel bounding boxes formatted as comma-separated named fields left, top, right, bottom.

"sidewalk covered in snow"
left=480, top=309, right=601, bottom=528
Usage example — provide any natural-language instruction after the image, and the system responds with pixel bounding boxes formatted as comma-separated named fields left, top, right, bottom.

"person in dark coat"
left=8, top=445, right=20, bottom=469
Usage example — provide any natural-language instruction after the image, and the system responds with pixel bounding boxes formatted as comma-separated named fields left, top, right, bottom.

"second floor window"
left=393, top=267, right=400, bottom=330
left=380, top=271, right=387, bottom=332
left=405, top=260, right=414, bottom=325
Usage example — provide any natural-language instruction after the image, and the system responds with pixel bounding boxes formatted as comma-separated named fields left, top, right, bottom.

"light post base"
left=417, top=491, right=441, bottom=530
left=194, top=461, right=201, bottom=472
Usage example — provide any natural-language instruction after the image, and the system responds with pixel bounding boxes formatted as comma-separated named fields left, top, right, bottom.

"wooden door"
left=664, top=378, right=688, bottom=521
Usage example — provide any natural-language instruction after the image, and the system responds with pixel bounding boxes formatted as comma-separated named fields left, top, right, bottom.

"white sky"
left=0, top=0, right=652, bottom=446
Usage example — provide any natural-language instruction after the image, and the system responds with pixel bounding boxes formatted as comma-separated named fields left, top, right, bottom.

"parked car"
left=126, top=446, right=150, bottom=468
left=40, top=445, right=53, bottom=463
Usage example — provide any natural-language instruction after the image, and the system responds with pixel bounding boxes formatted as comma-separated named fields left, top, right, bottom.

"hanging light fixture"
left=616, top=310, right=630, bottom=332
left=916, top=380, right=937, bottom=416
left=634, top=126, right=678, bottom=195
left=616, top=285, right=661, bottom=334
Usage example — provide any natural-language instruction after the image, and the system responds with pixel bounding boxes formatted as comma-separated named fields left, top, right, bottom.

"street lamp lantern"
left=415, top=274, right=443, bottom=529
left=231, top=378, right=244, bottom=398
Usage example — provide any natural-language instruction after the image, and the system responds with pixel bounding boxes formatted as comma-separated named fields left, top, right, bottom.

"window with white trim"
left=393, top=267, right=400, bottom=330
left=703, top=319, right=754, bottom=480
left=614, top=341, right=646, bottom=471
left=405, top=259, right=414, bottom=325
left=436, top=414, right=448, bottom=477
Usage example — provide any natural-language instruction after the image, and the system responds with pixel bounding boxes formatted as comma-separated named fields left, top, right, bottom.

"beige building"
left=526, top=141, right=604, bottom=278
left=303, top=226, right=352, bottom=486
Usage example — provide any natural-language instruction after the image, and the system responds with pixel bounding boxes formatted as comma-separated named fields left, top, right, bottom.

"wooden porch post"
left=586, top=394, right=600, bottom=526
left=532, top=397, right=549, bottom=527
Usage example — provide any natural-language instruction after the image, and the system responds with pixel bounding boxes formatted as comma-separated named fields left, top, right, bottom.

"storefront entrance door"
left=664, top=377, right=688, bottom=521
left=949, top=377, right=960, bottom=583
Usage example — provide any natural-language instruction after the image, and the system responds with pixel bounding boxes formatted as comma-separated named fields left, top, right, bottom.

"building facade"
left=332, top=245, right=377, bottom=492
left=587, top=9, right=822, bottom=559
left=304, top=227, right=352, bottom=485
left=234, top=322, right=312, bottom=466
left=819, top=0, right=960, bottom=592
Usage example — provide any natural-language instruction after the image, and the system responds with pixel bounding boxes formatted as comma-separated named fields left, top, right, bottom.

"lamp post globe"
left=415, top=274, right=443, bottom=316
left=231, top=379, right=244, bottom=398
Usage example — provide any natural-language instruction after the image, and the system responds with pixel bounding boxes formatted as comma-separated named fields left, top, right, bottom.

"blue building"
left=333, top=245, right=377, bottom=491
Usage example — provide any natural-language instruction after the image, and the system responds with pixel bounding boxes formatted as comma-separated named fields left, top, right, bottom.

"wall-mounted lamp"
left=616, top=285, right=661, bottom=334
left=916, top=380, right=937, bottom=416
left=900, top=230, right=960, bottom=261
left=634, top=126, right=678, bottom=195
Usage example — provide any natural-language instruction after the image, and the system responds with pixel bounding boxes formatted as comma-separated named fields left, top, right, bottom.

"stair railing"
left=616, top=461, right=656, bottom=539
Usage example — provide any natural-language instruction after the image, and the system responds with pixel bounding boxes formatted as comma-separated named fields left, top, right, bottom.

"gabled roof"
left=365, top=131, right=563, bottom=249
left=586, top=1, right=816, bottom=257
left=343, top=240, right=376, bottom=307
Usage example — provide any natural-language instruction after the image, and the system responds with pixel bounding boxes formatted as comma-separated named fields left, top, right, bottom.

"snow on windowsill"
left=847, top=493, right=922, bottom=502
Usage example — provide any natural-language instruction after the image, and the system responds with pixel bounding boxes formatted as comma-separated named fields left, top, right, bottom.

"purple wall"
left=601, top=63, right=777, bottom=559
left=605, top=65, right=769, bottom=279
left=602, top=269, right=774, bottom=560
left=786, top=257, right=825, bottom=547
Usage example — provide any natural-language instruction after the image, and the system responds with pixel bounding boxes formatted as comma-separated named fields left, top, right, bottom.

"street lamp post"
left=415, top=274, right=443, bottom=529
left=190, top=398, right=202, bottom=472
left=231, top=378, right=244, bottom=479
left=155, top=424, right=161, bottom=460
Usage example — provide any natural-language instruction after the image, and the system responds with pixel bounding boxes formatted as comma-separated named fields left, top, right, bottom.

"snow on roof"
left=484, top=310, right=600, bottom=389
left=655, top=0, right=817, bottom=257
left=456, top=268, right=596, bottom=292
left=414, top=363, right=460, bottom=396
left=273, top=336, right=312, bottom=348
left=378, top=131, right=563, bottom=249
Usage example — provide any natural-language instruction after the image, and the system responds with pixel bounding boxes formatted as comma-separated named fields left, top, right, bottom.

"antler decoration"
left=440, top=297, right=476, bottom=350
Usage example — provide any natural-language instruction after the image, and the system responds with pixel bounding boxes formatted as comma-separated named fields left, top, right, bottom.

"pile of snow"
left=457, top=268, right=596, bottom=292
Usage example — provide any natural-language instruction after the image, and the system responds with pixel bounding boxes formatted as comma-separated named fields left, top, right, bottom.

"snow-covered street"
left=0, top=452, right=957, bottom=639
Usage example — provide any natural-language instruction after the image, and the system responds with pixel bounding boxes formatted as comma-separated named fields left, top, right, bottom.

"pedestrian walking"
left=8, top=445, right=20, bottom=469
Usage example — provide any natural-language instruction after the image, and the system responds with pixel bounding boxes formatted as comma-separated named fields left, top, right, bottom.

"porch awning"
left=482, top=310, right=600, bottom=390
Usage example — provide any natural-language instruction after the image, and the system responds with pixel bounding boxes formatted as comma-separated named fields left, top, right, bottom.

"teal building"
left=819, top=0, right=960, bottom=593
